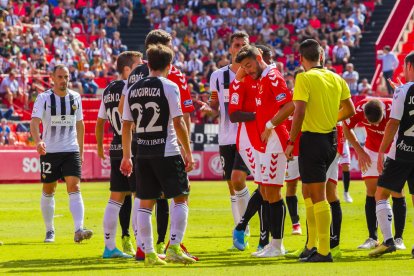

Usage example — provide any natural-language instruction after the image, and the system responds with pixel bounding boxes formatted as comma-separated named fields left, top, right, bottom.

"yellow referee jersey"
left=293, top=68, right=351, bottom=133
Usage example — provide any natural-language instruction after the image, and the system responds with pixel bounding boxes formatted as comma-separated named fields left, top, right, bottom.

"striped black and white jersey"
left=98, top=80, right=126, bottom=159
left=388, top=82, right=414, bottom=162
left=122, top=76, right=182, bottom=158
left=31, top=89, right=83, bottom=153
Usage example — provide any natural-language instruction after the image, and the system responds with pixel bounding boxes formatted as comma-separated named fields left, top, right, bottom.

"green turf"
left=0, top=181, right=413, bottom=275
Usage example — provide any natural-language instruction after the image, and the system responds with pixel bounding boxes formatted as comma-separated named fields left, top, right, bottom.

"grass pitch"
left=0, top=180, right=414, bottom=275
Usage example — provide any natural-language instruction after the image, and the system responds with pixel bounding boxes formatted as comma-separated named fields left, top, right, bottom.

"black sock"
left=269, top=199, right=286, bottom=239
left=365, top=196, right=378, bottom=240
left=343, top=171, right=350, bottom=192
left=156, top=198, right=169, bottom=244
left=119, top=195, right=131, bottom=238
left=286, top=195, right=300, bottom=225
left=259, top=200, right=270, bottom=247
left=392, top=197, right=406, bottom=240
left=236, top=188, right=262, bottom=231
left=330, top=200, right=342, bottom=248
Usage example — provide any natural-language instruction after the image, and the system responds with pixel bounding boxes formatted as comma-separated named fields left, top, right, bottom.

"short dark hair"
left=53, top=64, right=68, bottom=73
left=230, top=31, right=249, bottom=44
left=116, top=51, right=142, bottom=73
left=364, top=99, right=383, bottom=123
left=145, top=30, right=172, bottom=49
left=405, top=51, right=414, bottom=68
left=383, top=45, right=391, bottom=51
left=256, top=45, right=272, bottom=62
left=299, top=39, right=321, bottom=62
left=235, top=45, right=260, bottom=64
left=146, top=44, right=174, bottom=71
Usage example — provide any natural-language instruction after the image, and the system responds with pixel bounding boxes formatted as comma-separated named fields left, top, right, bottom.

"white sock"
left=132, top=198, right=139, bottom=247
left=137, top=208, right=154, bottom=254
left=376, top=200, right=393, bottom=242
left=69, top=191, right=85, bottom=231
left=41, top=192, right=55, bottom=232
left=235, top=187, right=250, bottom=221
left=103, top=200, right=122, bottom=250
left=270, top=238, right=284, bottom=250
left=169, top=199, right=175, bottom=233
left=230, top=196, right=240, bottom=225
left=170, top=202, right=189, bottom=245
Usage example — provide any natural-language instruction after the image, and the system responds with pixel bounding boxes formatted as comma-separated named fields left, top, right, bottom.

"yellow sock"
left=305, top=198, right=317, bottom=250
left=314, top=200, right=332, bottom=256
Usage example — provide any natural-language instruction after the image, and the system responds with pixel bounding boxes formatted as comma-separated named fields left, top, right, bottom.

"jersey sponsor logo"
left=103, top=93, right=120, bottom=103
left=223, top=88, right=230, bottom=103
left=231, top=93, right=239, bottom=105
left=129, top=72, right=145, bottom=84
left=137, top=138, right=166, bottom=146
left=184, top=99, right=193, bottom=107
left=129, top=87, right=161, bottom=97
left=72, top=104, right=78, bottom=111
left=256, top=98, right=262, bottom=106
left=275, top=93, right=286, bottom=102
left=51, top=115, right=76, bottom=126
left=396, top=139, right=414, bottom=152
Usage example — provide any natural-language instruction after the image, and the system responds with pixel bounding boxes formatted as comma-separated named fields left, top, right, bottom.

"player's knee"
left=390, top=191, right=404, bottom=198
left=375, top=187, right=391, bottom=201
left=286, top=181, right=298, bottom=196
left=173, top=194, right=188, bottom=204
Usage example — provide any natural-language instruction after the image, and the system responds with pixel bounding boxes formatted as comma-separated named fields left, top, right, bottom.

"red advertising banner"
left=0, top=148, right=362, bottom=183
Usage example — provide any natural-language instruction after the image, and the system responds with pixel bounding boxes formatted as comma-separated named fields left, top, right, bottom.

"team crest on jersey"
left=184, top=99, right=193, bottom=107
left=231, top=93, right=239, bottom=104
left=72, top=104, right=78, bottom=111
left=42, top=173, right=46, bottom=179
left=276, top=93, right=286, bottom=102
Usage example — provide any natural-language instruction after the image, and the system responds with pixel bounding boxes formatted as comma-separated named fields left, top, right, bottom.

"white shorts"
left=285, top=156, right=300, bottom=182
left=239, top=147, right=262, bottom=184
left=259, top=152, right=287, bottom=186
left=339, top=140, right=350, bottom=165
left=326, top=154, right=340, bottom=184
left=362, top=147, right=379, bottom=179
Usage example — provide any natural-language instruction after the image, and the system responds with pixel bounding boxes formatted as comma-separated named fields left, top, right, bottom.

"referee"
left=285, top=39, right=355, bottom=262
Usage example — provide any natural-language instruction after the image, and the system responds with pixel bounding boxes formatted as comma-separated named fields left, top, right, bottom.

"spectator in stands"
left=294, top=12, right=308, bottom=34
left=96, top=29, right=112, bottom=50
left=202, top=20, right=216, bottom=42
left=377, top=45, right=399, bottom=95
left=286, top=54, right=300, bottom=74
left=320, top=39, right=331, bottom=62
left=358, top=78, right=372, bottom=95
left=80, top=64, right=98, bottom=95
left=0, top=70, right=19, bottom=107
left=68, top=62, right=83, bottom=94
left=332, top=39, right=350, bottom=66
left=5, top=6, right=22, bottom=28
left=116, top=0, right=133, bottom=27
left=326, top=60, right=337, bottom=73
left=111, top=31, right=127, bottom=56
left=186, top=53, right=204, bottom=75
left=197, top=9, right=211, bottom=29
left=342, top=30, right=355, bottom=50
left=342, top=63, right=359, bottom=95
left=351, top=8, right=365, bottom=27
left=90, top=51, right=106, bottom=77
left=67, top=2, right=80, bottom=20
left=344, top=18, right=361, bottom=47
left=0, top=118, right=15, bottom=146
left=267, top=32, right=282, bottom=48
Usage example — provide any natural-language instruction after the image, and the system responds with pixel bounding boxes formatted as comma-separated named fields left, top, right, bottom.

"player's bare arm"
left=377, top=118, right=400, bottom=174
left=343, top=124, right=371, bottom=173
left=338, top=98, right=356, bottom=122
left=30, top=117, right=46, bottom=155
left=174, top=116, right=194, bottom=173
left=76, top=120, right=85, bottom=164
left=95, top=118, right=106, bottom=160
left=183, top=112, right=192, bottom=136
left=285, top=100, right=306, bottom=160
left=120, top=120, right=133, bottom=177
left=261, top=101, right=295, bottom=143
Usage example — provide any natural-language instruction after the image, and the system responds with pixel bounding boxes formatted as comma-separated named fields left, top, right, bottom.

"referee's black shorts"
left=299, top=131, right=337, bottom=184
left=378, top=157, right=414, bottom=194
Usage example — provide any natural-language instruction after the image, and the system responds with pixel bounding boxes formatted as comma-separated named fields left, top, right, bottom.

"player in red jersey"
left=234, top=45, right=294, bottom=258
left=343, top=98, right=406, bottom=250
left=230, top=45, right=272, bottom=251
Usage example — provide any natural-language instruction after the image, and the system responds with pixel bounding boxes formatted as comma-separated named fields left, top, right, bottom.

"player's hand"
left=285, top=145, right=294, bottom=161
left=36, top=141, right=46, bottom=155
left=261, top=128, right=272, bottom=143
left=184, top=153, right=195, bottom=173
left=120, top=157, right=133, bottom=177
left=387, top=77, right=403, bottom=90
left=357, top=149, right=371, bottom=174
left=235, top=67, right=247, bottom=81
left=97, top=147, right=106, bottom=160
left=199, top=101, right=212, bottom=113
left=377, top=153, right=385, bottom=174
left=80, top=153, right=84, bottom=165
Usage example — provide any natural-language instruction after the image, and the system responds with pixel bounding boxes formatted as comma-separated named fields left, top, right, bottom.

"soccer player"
left=285, top=39, right=355, bottom=262
left=369, top=52, right=414, bottom=257
left=235, top=45, right=294, bottom=257
left=96, top=51, right=143, bottom=258
left=340, top=140, right=353, bottom=203
left=30, top=64, right=93, bottom=243
left=118, top=30, right=196, bottom=258
left=344, top=98, right=406, bottom=250
left=120, top=44, right=195, bottom=266
left=230, top=45, right=272, bottom=251
left=209, top=32, right=251, bottom=240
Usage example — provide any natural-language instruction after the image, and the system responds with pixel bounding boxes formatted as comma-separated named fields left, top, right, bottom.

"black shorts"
left=40, top=152, right=81, bottom=183
left=110, top=158, right=136, bottom=192
left=378, top=158, right=414, bottom=194
left=135, top=155, right=189, bottom=200
left=219, top=144, right=250, bottom=180
left=299, top=131, right=337, bottom=183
